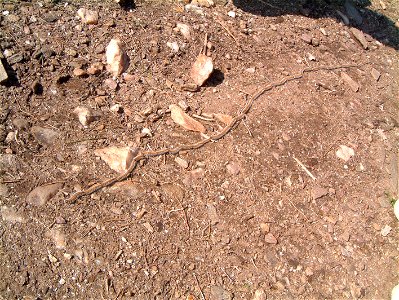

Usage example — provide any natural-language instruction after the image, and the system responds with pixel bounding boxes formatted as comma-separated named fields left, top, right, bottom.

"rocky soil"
left=0, top=0, right=399, bottom=299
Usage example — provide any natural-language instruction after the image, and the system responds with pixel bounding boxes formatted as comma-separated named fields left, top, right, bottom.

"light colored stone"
left=311, top=186, right=328, bottom=200
left=371, top=68, right=381, bottom=81
left=107, top=181, right=144, bottom=199
left=226, top=162, right=240, bottom=175
left=0, top=60, right=8, bottom=84
left=73, top=106, right=100, bottom=127
left=392, top=284, right=399, bottom=300
left=260, top=223, right=270, bottom=233
left=214, top=113, right=233, bottom=125
left=26, top=183, right=63, bottom=206
left=106, top=39, right=129, bottom=77
left=381, top=224, right=392, bottom=236
left=207, top=203, right=219, bottom=225
left=175, top=157, right=189, bottom=169
left=265, top=233, right=278, bottom=244
left=336, top=145, right=355, bottom=161
left=341, top=72, right=359, bottom=92
left=73, top=68, right=87, bottom=77
left=175, top=23, right=191, bottom=39
left=192, top=0, right=215, bottom=7
left=394, top=200, right=399, bottom=221
left=184, top=4, right=204, bottom=15
left=190, top=54, right=214, bottom=86
left=166, top=41, right=179, bottom=53
left=350, top=28, right=368, bottom=49
left=87, top=62, right=103, bottom=75
left=77, top=8, right=99, bottom=25
left=252, top=289, right=266, bottom=300
left=1, top=206, right=26, bottom=223
left=227, top=11, right=236, bottom=18
left=170, top=104, right=206, bottom=133
left=94, top=146, right=137, bottom=173
left=46, top=229, right=66, bottom=249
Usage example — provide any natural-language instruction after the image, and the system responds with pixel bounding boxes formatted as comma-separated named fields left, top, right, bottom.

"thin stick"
left=215, top=18, right=240, bottom=46
left=192, top=114, right=215, bottom=122
left=193, top=274, right=205, bottom=300
left=293, top=156, right=316, bottom=181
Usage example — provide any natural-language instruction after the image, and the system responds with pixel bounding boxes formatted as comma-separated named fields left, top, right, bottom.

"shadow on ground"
left=233, top=0, right=399, bottom=50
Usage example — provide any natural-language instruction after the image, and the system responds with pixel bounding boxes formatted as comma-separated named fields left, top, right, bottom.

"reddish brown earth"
left=0, top=0, right=399, bottom=299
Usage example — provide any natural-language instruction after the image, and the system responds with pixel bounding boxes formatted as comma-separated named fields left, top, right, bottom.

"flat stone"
left=107, top=181, right=144, bottom=199
left=350, top=28, right=368, bottom=49
left=341, top=72, right=359, bottom=92
left=209, top=286, right=232, bottom=300
left=301, top=33, right=312, bottom=44
left=0, top=60, right=8, bottom=83
left=207, top=203, right=220, bottom=225
left=1, top=206, right=26, bottom=223
left=265, top=233, right=278, bottom=244
left=311, top=186, right=329, bottom=200
left=12, top=118, right=30, bottom=130
left=94, top=146, right=137, bottom=173
left=31, top=126, right=59, bottom=146
left=26, top=183, right=63, bottom=206
left=175, top=157, right=189, bottom=169
left=226, top=162, right=240, bottom=175
left=0, top=154, right=20, bottom=174
left=371, top=68, right=381, bottom=81
left=0, top=184, right=9, bottom=198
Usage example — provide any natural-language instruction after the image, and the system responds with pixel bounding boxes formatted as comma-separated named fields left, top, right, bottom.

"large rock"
left=26, top=183, right=64, bottom=206
left=106, top=39, right=129, bottom=77
left=31, top=126, right=59, bottom=146
left=0, top=60, right=8, bottom=84
left=1, top=206, right=26, bottom=223
left=190, top=54, right=213, bottom=86
left=94, top=146, right=137, bottom=173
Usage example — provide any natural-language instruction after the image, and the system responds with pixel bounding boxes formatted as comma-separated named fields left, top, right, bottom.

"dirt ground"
left=1, top=0, right=399, bottom=299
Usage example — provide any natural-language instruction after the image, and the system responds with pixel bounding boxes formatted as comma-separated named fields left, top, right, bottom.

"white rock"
left=394, top=200, right=399, bottom=221
left=252, top=289, right=266, bottom=300
left=106, top=38, right=129, bottom=77
left=192, top=0, right=215, bottom=7
left=392, top=284, right=399, bottom=300
left=228, top=11, right=236, bottom=18
left=73, top=106, right=99, bottom=127
left=336, top=145, right=355, bottom=161
left=381, top=224, right=392, bottom=236
left=77, top=8, right=99, bottom=25
left=184, top=4, right=204, bottom=15
left=166, top=41, right=180, bottom=53
left=175, top=23, right=191, bottom=39
left=94, top=146, right=137, bottom=173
